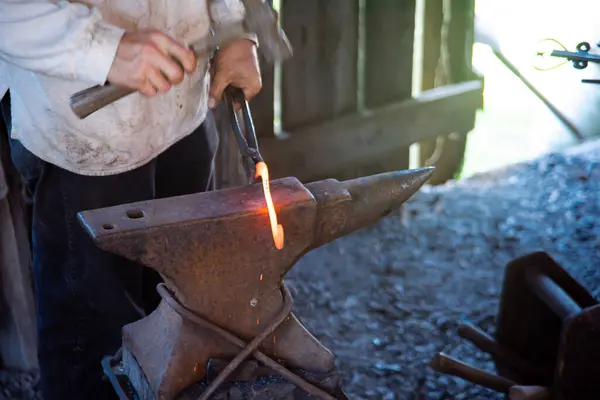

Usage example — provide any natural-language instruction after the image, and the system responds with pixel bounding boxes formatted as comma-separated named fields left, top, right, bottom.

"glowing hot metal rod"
left=255, top=161, right=285, bottom=250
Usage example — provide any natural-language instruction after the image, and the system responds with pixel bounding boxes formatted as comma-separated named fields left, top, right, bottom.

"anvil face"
left=80, top=177, right=316, bottom=328
left=77, top=168, right=434, bottom=399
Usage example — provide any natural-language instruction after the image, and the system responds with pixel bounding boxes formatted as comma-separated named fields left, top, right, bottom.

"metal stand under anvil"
left=77, top=167, right=434, bottom=400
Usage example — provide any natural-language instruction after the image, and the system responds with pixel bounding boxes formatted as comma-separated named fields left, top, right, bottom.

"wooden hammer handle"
left=68, top=25, right=245, bottom=119
left=69, top=55, right=186, bottom=119
left=69, top=83, right=135, bottom=119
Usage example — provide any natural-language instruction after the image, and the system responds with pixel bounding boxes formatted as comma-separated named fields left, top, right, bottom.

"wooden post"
left=251, top=0, right=275, bottom=138
left=364, top=0, right=416, bottom=108
left=354, top=0, right=416, bottom=177
left=419, top=0, right=444, bottom=92
left=419, top=0, right=478, bottom=184
left=445, top=0, right=476, bottom=84
left=280, top=0, right=359, bottom=131
left=417, top=0, right=445, bottom=173
left=251, top=60, right=275, bottom=138
left=213, top=105, right=250, bottom=189
left=0, top=95, right=38, bottom=370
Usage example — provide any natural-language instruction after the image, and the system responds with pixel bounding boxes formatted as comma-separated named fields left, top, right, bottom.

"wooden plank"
left=419, top=0, right=477, bottom=184
left=362, top=0, right=416, bottom=174
left=213, top=104, right=231, bottom=190
left=250, top=61, right=275, bottom=138
left=446, top=0, right=476, bottom=83
left=364, top=0, right=416, bottom=108
left=280, top=0, right=359, bottom=131
left=0, top=105, right=37, bottom=370
left=249, top=0, right=275, bottom=138
left=418, top=0, right=445, bottom=170
left=260, top=80, right=483, bottom=182
left=213, top=104, right=249, bottom=189
left=420, top=0, right=444, bottom=91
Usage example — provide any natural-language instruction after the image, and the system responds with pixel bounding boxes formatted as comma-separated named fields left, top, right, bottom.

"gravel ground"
left=2, top=141, right=600, bottom=400
left=287, top=141, right=600, bottom=399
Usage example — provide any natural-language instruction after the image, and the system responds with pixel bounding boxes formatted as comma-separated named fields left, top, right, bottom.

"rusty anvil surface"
left=77, top=167, right=435, bottom=399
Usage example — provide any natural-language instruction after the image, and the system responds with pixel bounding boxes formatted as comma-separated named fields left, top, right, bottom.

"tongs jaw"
left=551, top=41, right=600, bottom=70
left=224, top=87, right=264, bottom=182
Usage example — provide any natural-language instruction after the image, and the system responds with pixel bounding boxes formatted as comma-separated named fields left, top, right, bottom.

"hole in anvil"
left=102, top=224, right=115, bottom=230
left=126, top=209, right=145, bottom=219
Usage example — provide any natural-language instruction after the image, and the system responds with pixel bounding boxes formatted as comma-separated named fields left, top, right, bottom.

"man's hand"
left=208, top=39, right=262, bottom=108
left=107, top=30, right=197, bottom=97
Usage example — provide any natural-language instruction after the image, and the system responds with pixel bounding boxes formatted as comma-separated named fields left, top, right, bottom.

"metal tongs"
left=550, top=41, right=600, bottom=84
left=550, top=41, right=600, bottom=69
left=223, top=87, right=264, bottom=182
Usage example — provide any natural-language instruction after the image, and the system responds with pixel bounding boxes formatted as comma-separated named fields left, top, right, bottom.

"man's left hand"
left=208, top=38, right=262, bottom=108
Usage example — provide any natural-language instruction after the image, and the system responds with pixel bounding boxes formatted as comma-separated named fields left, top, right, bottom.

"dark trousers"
left=1, top=93, right=218, bottom=400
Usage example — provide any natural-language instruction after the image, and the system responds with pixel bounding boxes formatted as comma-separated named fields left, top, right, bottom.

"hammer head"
left=241, top=0, right=293, bottom=63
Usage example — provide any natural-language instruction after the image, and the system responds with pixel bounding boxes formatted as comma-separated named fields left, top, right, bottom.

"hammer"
left=69, top=0, right=291, bottom=119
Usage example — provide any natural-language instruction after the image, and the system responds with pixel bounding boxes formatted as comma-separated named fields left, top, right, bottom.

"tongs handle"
left=224, top=86, right=263, bottom=163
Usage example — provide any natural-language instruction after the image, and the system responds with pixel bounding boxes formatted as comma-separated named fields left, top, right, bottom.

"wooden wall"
left=215, top=0, right=482, bottom=187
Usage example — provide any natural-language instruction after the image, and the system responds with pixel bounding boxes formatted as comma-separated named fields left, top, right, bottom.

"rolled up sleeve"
left=0, top=0, right=125, bottom=85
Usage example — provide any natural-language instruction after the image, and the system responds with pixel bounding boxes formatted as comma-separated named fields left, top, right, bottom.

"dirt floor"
left=288, top=141, right=600, bottom=399
left=2, top=141, right=600, bottom=399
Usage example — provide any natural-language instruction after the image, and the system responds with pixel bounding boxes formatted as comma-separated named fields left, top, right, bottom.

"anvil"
left=77, top=167, right=435, bottom=399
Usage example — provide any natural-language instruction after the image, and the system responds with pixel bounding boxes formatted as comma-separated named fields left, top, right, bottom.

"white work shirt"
left=0, top=0, right=248, bottom=176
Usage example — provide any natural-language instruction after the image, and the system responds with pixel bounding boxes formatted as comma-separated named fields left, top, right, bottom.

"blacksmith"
left=0, top=1, right=262, bottom=398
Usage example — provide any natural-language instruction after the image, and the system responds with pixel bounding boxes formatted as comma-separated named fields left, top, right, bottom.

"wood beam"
left=260, top=80, right=483, bottom=181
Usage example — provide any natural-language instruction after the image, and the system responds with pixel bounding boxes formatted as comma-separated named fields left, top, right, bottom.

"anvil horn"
left=306, top=167, right=435, bottom=248
left=77, top=167, right=434, bottom=399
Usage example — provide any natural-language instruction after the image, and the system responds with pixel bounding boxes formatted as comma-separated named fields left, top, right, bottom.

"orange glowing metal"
left=255, top=162, right=284, bottom=250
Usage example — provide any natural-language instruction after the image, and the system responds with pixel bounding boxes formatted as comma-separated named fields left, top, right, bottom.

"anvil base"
left=103, top=348, right=348, bottom=400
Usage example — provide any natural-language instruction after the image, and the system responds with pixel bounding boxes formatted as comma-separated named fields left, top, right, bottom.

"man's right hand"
left=107, top=30, right=197, bottom=97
